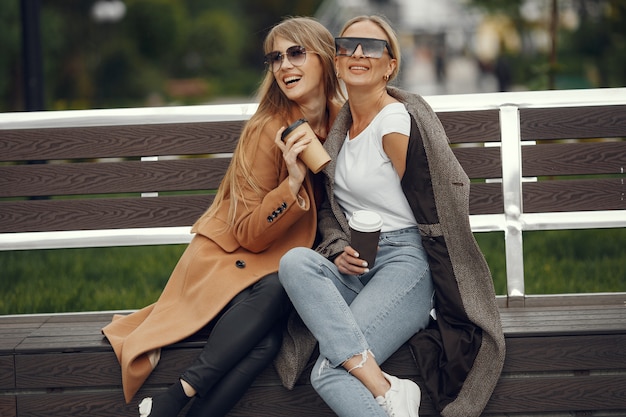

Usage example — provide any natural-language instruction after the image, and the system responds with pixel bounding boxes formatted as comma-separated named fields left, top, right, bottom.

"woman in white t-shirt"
left=279, top=16, right=431, bottom=417
left=279, top=14, right=504, bottom=417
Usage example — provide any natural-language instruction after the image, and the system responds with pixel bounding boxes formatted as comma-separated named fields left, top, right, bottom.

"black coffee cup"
left=348, top=210, right=383, bottom=268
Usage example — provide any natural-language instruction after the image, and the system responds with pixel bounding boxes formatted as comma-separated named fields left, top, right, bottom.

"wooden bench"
left=1, top=88, right=625, bottom=416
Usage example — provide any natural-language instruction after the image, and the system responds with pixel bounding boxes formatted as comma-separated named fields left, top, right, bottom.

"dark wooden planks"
left=523, top=178, right=625, bottom=212
left=0, top=195, right=213, bottom=233
left=500, top=305, right=626, bottom=336
left=452, top=146, right=501, bottom=179
left=0, top=111, right=502, bottom=162
left=520, top=105, right=626, bottom=141
left=227, top=384, right=337, bottom=417
left=468, top=182, right=503, bottom=215
left=486, top=374, right=626, bottom=414
left=522, top=141, right=626, bottom=177
left=0, top=158, right=231, bottom=198
left=0, top=121, right=244, bottom=162
left=2, top=305, right=626, bottom=417
left=14, top=348, right=199, bottom=389
left=0, top=397, right=16, bottom=417
left=0, top=316, right=46, bottom=353
left=0, top=355, right=14, bottom=389
left=16, top=392, right=145, bottom=417
left=504, top=334, right=626, bottom=372
left=438, top=110, right=501, bottom=143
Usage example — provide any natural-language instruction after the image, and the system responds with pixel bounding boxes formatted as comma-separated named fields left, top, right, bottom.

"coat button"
left=235, top=260, right=246, bottom=268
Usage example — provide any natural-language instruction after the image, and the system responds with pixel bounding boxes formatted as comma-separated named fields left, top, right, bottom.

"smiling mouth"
left=349, top=65, right=369, bottom=71
left=284, top=76, right=301, bottom=85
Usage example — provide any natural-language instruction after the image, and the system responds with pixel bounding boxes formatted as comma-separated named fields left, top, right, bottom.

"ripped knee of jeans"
left=345, top=349, right=375, bottom=374
left=317, top=357, right=330, bottom=377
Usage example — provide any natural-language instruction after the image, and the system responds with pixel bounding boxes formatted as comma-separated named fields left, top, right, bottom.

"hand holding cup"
left=281, top=119, right=331, bottom=174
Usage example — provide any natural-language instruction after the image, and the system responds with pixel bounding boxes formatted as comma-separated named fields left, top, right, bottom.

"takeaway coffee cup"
left=348, top=210, right=383, bottom=268
left=281, top=118, right=331, bottom=174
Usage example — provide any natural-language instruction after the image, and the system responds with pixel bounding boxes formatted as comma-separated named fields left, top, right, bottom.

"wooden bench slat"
left=20, top=376, right=625, bottom=417
left=452, top=146, right=501, bottom=178
left=522, top=178, right=625, bottom=212
left=468, top=182, right=503, bottom=215
left=17, top=392, right=140, bottom=417
left=0, top=186, right=506, bottom=233
left=520, top=105, right=626, bottom=140
left=0, top=195, right=212, bottom=233
left=0, top=317, right=46, bottom=353
left=503, top=334, right=626, bottom=372
left=15, top=348, right=205, bottom=389
left=0, top=397, right=15, bottom=417
left=522, top=141, right=625, bottom=176
left=0, top=356, right=14, bottom=389
left=0, top=158, right=230, bottom=198
left=438, top=110, right=501, bottom=143
left=4, top=305, right=626, bottom=416
left=15, top=388, right=333, bottom=417
left=0, top=121, right=243, bottom=162
left=500, top=305, right=626, bottom=335
left=486, top=374, right=626, bottom=413
left=44, top=312, right=125, bottom=323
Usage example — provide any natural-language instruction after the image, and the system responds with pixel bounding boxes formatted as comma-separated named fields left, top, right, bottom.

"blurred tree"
left=184, top=12, right=237, bottom=78
left=0, top=0, right=324, bottom=111
left=563, top=0, right=626, bottom=88
left=123, top=0, right=185, bottom=66
left=93, top=40, right=162, bottom=108
left=177, top=10, right=254, bottom=98
left=468, top=0, right=625, bottom=90
left=0, top=1, right=22, bottom=111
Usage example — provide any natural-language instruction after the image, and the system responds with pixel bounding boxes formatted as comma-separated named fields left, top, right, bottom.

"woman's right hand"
left=274, top=126, right=311, bottom=197
left=334, top=245, right=370, bottom=275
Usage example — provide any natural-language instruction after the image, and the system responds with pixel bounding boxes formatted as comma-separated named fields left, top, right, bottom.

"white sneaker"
left=375, top=372, right=421, bottom=417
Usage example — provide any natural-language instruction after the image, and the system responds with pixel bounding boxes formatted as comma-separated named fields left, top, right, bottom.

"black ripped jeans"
left=181, top=273, right=290, bottom=417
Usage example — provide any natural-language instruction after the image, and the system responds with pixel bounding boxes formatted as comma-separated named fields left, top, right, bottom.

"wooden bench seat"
left=1, top=302, right=624, bottom=416
left=1, top=88, right=625, bottom=416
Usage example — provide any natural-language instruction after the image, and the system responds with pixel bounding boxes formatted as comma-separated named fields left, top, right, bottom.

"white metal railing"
left=2, top=88, right=626, bottom=302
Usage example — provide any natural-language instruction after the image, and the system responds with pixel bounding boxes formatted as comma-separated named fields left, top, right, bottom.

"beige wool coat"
left=102, top=117, right=320, bottom=403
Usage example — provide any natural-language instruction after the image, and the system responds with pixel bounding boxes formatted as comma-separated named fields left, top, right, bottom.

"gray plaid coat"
left=275, top=87, right=505, bottom=417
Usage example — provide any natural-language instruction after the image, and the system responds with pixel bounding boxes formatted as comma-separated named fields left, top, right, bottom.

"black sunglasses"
left=335, top=37, right=394, bottom=59
left=264, top=45, right=308, bottom=73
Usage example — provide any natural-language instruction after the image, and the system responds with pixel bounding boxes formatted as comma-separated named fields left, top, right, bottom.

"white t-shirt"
left=334, top=103, right=417, bottom=232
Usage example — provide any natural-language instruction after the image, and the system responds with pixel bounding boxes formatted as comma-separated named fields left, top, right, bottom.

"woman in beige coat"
left=102, top=16, right=343, bottom=417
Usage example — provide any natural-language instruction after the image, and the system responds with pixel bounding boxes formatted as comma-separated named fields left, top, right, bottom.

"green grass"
left=475, top=229, right=625, bottom=296
left=1, top=229, right=624, bottom=315
left=0, top=245, right=186, bottom=314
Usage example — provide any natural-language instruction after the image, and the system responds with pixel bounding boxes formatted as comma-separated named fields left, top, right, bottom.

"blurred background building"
left=316, top=0, right=594, bottom=95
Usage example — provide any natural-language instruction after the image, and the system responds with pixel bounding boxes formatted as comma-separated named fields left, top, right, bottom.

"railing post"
left=499, top=105, right=525, bottom=307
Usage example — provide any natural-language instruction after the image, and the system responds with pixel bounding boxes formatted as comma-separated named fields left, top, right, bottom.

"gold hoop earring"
left=384, top=74, right=390, bottom=82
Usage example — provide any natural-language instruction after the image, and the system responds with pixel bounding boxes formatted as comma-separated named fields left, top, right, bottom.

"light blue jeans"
left=279, top=227, right=433, bottom=417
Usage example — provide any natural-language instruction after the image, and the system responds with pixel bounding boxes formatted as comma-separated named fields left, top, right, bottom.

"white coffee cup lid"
left=349, top=210, right=383, bottom=232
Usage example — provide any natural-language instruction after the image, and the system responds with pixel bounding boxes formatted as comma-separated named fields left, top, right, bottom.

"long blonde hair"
left=339, top=15, right=401, bottom=81
left=203, top=17, right=343, bottom=225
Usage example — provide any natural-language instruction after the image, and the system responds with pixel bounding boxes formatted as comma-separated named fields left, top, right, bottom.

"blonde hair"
left=203, top=17, right=343, bottom=225
left=339, top=15, right=401, bottom=81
